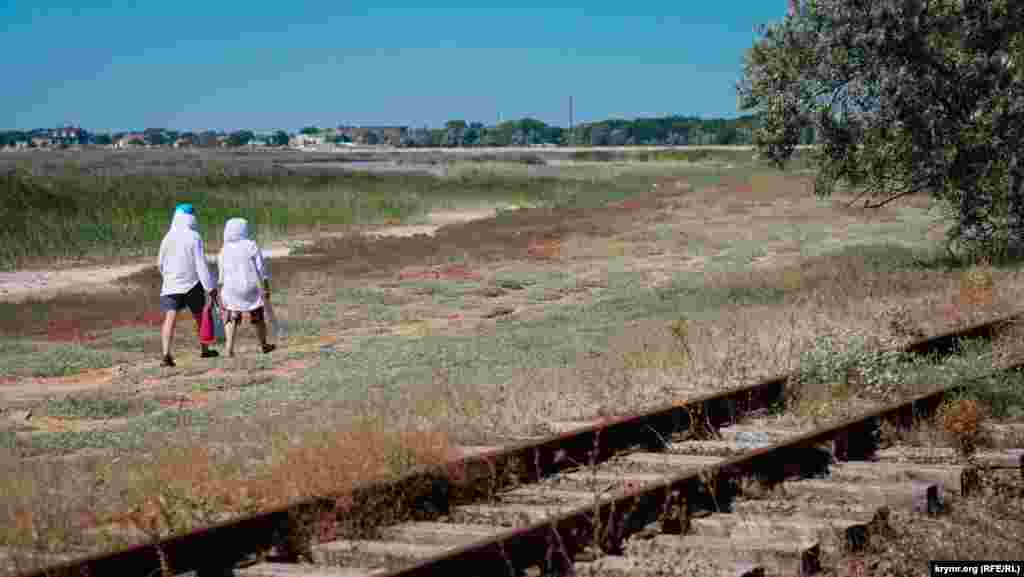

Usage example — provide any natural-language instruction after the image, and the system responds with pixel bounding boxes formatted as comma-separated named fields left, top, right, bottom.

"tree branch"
left=863, top=191, right=915, bottom=208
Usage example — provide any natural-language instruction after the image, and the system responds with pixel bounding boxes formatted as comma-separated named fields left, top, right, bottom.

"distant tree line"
left=389, top=114, right=814, bottom=148
left=1, top=114, right=817, bottom=149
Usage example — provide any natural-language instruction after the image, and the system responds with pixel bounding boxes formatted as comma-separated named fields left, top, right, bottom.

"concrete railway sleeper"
left=16, top=314, right=1024, bottom=577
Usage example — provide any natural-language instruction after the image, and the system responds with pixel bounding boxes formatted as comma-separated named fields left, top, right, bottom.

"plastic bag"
left=199, top=300, right=217, bottom=345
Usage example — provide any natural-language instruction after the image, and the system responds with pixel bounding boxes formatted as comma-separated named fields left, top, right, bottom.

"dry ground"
left=1, top=159, right=1022, bottom=575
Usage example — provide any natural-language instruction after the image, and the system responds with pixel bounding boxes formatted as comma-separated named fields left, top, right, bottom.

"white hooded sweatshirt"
left=158, top=211, right=215, bottom=296
left=217, top=218, right=269, bottom=312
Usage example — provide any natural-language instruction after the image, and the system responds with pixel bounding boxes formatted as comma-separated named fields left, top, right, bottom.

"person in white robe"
left=217, top=217, right=275, bottom=357
left=158, top=203, right=219, bottom=367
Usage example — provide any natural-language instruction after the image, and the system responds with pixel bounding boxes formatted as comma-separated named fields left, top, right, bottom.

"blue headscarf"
left=174, top=203, right=195, bottom=215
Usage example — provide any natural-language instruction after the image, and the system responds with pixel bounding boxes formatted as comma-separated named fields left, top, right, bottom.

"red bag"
left=199, top=301, right=216, bottom=345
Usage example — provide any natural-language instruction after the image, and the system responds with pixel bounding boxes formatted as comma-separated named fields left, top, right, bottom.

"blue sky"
left=2, top=2, right=788, bottom=132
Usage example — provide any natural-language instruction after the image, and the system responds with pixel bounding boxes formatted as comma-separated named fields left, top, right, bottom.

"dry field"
left=1, top=150, right=1022, bottom=575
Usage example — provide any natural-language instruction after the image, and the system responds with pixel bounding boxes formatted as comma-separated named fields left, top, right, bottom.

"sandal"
left=161, top=355, right=175, bottom=367
left=262, top=344, right=276, bottom=354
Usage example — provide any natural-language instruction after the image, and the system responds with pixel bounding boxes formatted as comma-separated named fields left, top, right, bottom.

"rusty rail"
left=374, top=367, right=1024, bottom=577
left=18, top=313, right=1021, bottom=577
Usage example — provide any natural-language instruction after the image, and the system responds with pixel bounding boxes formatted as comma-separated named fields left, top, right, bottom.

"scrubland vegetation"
left=1, top=146, right=1022, bottom=575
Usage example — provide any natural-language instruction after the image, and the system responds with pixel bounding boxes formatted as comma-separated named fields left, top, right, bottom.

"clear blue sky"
left=2, top=2, right=788, bottom=133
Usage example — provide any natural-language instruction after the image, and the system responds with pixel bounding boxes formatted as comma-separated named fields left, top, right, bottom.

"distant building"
left=289, top=133, right=326, bottom=148
left=116, top=133, right=146, bottom=148
left=53, top=126, right=84, bottom=141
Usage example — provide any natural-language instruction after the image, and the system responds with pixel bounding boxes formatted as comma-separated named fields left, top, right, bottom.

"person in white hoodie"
left=217, top=217, right=276, bottom=357
left=158, top=203, right=219, bottom=367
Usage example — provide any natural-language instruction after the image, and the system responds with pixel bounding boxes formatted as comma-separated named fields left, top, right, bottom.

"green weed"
left=25, top=408, right=212, bottom=455
left=334, top=287, right=393, bottom=306
left=30, top=345, right=114, bottom=378
left=400, top=280, right=480, bottom=308
left=110, top=327, right=158, bottom=353
left=45, top=395, right=159, bottom=420
left=193, top=377, right=230, bottom=393
left=0, top=343, right=113, bottom=378
left=788, top=335, right=1024, bottom=420
left=0, top=161, right=656, bottom=270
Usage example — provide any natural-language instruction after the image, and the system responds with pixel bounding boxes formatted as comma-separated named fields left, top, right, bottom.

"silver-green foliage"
left=739, top=0, right=1024, bottom=260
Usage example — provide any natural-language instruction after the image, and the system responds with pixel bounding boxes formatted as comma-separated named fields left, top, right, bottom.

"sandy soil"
left=0, top=208, right=502, bottom=304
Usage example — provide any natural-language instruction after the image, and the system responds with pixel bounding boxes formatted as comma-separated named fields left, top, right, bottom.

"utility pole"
left=568, top=96, right=574, bottom=147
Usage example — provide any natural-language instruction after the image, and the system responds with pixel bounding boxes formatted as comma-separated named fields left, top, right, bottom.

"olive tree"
left=738, top=0, right=1024, bottom=260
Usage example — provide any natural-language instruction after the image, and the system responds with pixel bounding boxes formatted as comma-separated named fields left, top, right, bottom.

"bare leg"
left=161, top=310, right=178, bottom=357
left=256, top=321, right=268, bottom=347
left=224, top=318, right=237, bottom=357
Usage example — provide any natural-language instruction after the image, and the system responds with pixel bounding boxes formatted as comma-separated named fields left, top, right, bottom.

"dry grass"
left=822, top=470, right=1024, bottom=576
left=3, top=156, right=1024, bottom=575
left=0, top=419, right=450, bottom=576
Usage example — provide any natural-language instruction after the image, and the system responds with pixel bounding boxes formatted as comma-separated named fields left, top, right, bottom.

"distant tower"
left=569, top=96, right=574, bottom=145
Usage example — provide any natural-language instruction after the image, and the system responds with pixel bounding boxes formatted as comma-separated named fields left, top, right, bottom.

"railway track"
left=18, top=314, right=1024, bottom=577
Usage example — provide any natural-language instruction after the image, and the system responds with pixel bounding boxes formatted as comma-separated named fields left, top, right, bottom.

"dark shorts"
left=224, top=307, right=265, bottom=325
left=159, top=282, right=206, bottom=316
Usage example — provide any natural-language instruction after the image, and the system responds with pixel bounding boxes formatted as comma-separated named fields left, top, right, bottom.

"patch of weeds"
left=959, top=370, right=1024, bottom=420
left=26, top=429, right=126, bottom=454
left=45, top=394, right=159, bottom=420
left=930, top=339, right=1024, bottom=419
left=367, top=303, right=401, bottom=323
left=25, top=407, right=213, bottom=455
left=446, top=253, right=469, bottom=266
left=842, top=209, right=937, bottom=243
left=235, top=355, right=276, bottom=372
left=334, top=286, right=393, bottom=306
left=653, top=223, right=676, bottom=242
left=788, top=334, right=1024, bottom=421
left=276, top=317, right=322, bottom=338
left=0, top=339, right=37, bottom=376
left=0, top=429, right=15, bottom=450
left=520, top=270, right=577, bottom=303
left=0, top=301, right=50, bottom=336
left=708, top=240, right=769, bottom=268
left=193, top=376, right=230, bottom=393
left=287, top=240, right=318, bottom=256
left=0, top=338, right=35, bottom=356
left=317, top=302, right=339, bottom=320
left=497, top=269, right=576, bottom=295
left=269, top=289, right=289, bottom=306
left=401, top=280, right=480, bottom=308
left=110, top=326, right=158, bottom=353
left=601, top=274, right=787, bottom=322
left=25, top=344, right=114, bottom=378
left=817, top=242, right=941, bottom=271
left=765, top=222, right=838, bottom=252
left=140, top=365, right=163, bottom=378
left=790, top=335, right=914, bottom=405
left=495, top=277, right=535, bottom=291
left=333, top=286, right=403, bottom=322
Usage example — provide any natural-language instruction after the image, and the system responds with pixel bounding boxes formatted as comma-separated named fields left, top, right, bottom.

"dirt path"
left=0, top=208, right=503, bottom=304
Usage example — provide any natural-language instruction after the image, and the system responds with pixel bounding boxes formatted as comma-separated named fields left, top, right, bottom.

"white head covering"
left=170, top=210, right=197, bottom=232
left=217, top=217, right=268, bottom=311
left=223, top=217, right=250, bottom=243
left=158, top=208, right=213, bottom=295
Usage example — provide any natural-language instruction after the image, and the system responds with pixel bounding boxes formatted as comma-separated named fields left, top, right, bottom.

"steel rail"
left=18, top=313, right=1021, bottom=577
left=374, top=364, right=1024, bottom=577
